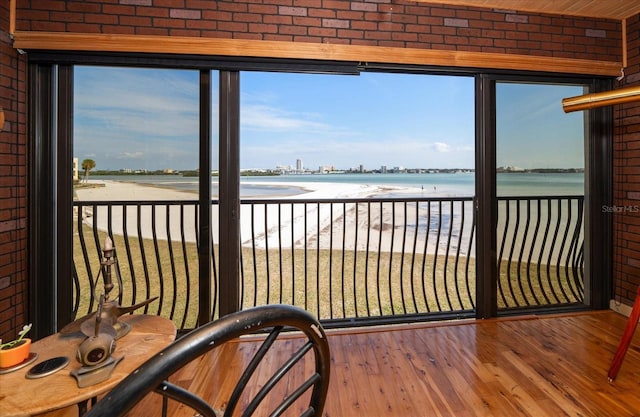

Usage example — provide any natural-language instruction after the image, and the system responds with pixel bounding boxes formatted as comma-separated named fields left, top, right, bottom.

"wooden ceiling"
left=412, top=0, right=640, bottom=20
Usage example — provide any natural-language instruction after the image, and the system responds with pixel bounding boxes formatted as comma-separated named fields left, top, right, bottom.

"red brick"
left=293, top=35, right=322, bottom=43
left=292, top=0, right=321, bottom=7
left=323, top=0, right=351, bottom=10
left=351, top=20, right=377, bottom=31
left=153, top=17, right=187, bottom=28
left=248, top=4, right=278, bottom=15
left=279, top=6, right=307, bottom=16
left=186, top=0, right=217, bottom=10
left=365, top=30, right=391, bottom=41
left=249, top=23, right=278, bottom=33
left=134, top=27, right=169, bottom=35
left=217, top=21, right=247, bottom=32
left=28, top=0, right=66, bottom=11
left=351, top=2, right=377, bottom=12
left=121, top=0, right=153, bottom=5
left=392, top=31, right=417, bottom=42
left=309, top=8, right=336, bottom=18
left=263, top=14, right=293, bottom=25
left=120, top=15, right=153, bottom=26
left=30, top=21, right=66, bottom=31
left=418, top=33, right=444, bottom=44
left=169, top=9, right=201, bottom=19
left=85, top=13, right=119, bottom=24
left=263, top=34, right=294, bottom=42
left=293, top=17, right=321, bottom=27
left=323, top=18, right=349, bottom=28
left=337, top=29, right=363, bottom=39
left=336, top=11, right=364, bottom=23
left=405, top=24, right=430, bottom=34
left=279, top=25, right=307, bottom=36
left=169, top=29, right=202, bottom=37
left=102, top=4, right=136, bottom=15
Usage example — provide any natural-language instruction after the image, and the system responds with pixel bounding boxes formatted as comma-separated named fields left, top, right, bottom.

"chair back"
left=85, top=304, right=330, bottom=417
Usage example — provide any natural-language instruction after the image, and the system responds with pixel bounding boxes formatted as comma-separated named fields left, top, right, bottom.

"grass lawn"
left=73, top=226, right=582, bottom=331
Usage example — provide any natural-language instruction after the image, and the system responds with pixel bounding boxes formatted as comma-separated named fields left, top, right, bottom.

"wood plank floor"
left=120, top=310, right=640, bottom=417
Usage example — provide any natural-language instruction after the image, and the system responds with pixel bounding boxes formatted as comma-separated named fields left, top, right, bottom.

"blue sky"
left=497, top=82, right=585, bottom=169
left=74, top=66, right=584, bottom=171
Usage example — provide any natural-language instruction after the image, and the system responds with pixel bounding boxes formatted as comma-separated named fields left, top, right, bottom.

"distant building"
left=72, top=157, right=78, bottom=181
left=275, top=164, right=289, bottom=172
left=498, top=165, right=525, bottom=172
left=318, top=165, right=337, bottom=174
left=296, top=159, right=303, bottom=172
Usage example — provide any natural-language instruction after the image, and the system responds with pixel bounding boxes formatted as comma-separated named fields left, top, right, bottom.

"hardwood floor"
left=121, top=310, right=640, bottom=417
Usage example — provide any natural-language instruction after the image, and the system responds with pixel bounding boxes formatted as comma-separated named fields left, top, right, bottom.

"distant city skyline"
left=73, top=67, right=585, bottom=172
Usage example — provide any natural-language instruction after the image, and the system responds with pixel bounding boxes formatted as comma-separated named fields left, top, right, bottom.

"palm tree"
left=81, top=159, right=96, bottom=183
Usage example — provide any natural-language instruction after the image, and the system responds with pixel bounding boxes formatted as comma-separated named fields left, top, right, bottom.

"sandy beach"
left=74, top=179, right=580, bottom=263
left=74, top=179, right=474, bottom=256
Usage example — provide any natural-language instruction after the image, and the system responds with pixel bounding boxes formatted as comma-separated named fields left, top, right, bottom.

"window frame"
left=26, top=53, right=612, bottom=337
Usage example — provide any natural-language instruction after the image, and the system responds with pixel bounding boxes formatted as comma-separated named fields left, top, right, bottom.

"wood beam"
left=12, top=31, right=621, bottom=77
left=9, top=0, right=15, bottom=36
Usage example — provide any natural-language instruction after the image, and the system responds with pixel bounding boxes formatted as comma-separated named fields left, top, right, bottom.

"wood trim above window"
left=13, top=31, right=621, bottom=77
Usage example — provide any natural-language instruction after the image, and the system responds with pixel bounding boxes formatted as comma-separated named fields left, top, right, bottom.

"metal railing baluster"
left=73, top=194, right=583, bottom=330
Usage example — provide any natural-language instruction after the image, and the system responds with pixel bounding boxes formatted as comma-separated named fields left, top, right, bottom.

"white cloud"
left=115, top=152, right=144, bottom=160
left=431, top=142, right=451, bottom=153
left=75, top=67, right=199, bottom=141
left=242, top=104, right=338, bottom=134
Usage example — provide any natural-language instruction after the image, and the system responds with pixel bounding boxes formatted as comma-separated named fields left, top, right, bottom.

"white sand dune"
left=75, top=180, right=452, bottom=252
left=76, top=179, right=582, bottom=263
left=75, top=179, right=473, bottom=255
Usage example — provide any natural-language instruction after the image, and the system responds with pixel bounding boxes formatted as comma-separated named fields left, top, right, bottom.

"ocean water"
left=94, top=172, right=584, bottom=198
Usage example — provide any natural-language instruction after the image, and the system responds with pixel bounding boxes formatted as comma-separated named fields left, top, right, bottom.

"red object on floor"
left=608, top=286, right=640, bottom=381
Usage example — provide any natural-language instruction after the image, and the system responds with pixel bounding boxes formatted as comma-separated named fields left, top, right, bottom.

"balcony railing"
left=497, top=196, right=584, bottom=310
left=73, top=195, right=584, bottom=331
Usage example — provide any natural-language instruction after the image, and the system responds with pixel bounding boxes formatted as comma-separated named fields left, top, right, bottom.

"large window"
left=71, top=67, right=218, bottom=329
left=27, top=57, right=611, bottom=335
left=495, top=82, right=587, bottom=311
left=240, top=72, right=474, bottom=175
left=238, top=71, right=476, bottom=319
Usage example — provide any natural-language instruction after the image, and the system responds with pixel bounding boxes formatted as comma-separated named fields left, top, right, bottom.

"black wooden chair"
left=84, top=304, right=331, bottom=417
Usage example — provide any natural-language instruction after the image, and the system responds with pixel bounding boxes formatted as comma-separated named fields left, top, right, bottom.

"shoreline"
left=74, top=180, right=468, bottom=256
left=74, top=180, right=580, bottom=263
left=74, top=179, right=427, bottom=201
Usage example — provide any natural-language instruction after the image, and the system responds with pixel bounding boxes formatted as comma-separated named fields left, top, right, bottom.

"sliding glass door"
left=237, top=71, right=477, bottom=322
left=27, top=56, right=611, bottom=335
left=72, top=66, right=218, bottom=329
left=495, top=82, right=588, bottom=312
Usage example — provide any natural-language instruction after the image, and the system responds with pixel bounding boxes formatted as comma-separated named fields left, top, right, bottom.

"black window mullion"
left=28, top=64, right=57, bottom=338
left=585, top=78, right=613, bottom=309
left=198, top=70, right=213, bottom=325
left=56, top=65, right=75, bottom=330
left=218, top=71, right=241, bottom=318
left=475, top=74, right=498, bottom=318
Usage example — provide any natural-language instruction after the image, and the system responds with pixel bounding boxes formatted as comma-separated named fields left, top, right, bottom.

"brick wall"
left=613, top=14, right=640, bottom=307
left=15, top=0, right=621, bottom=62
left=0, top=3, right=28, bottom=342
